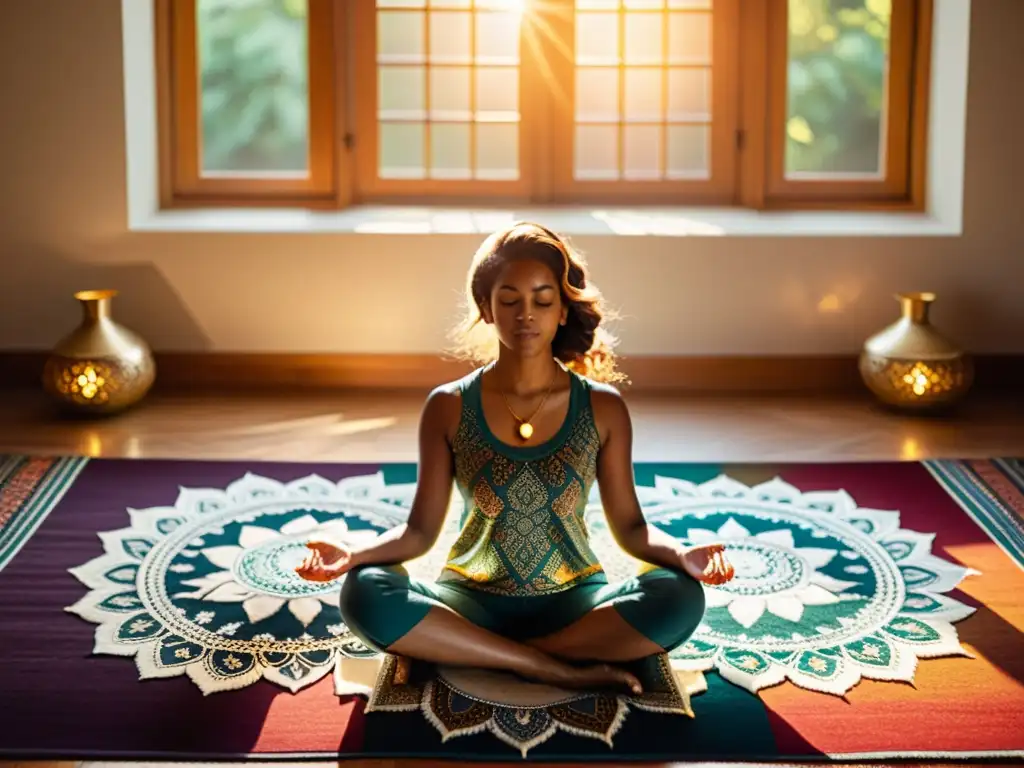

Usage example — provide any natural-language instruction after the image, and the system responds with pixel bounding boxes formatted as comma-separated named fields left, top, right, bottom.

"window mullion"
left=521, top=0, right=569, bottom=203
left=737, top=0, right=769, bottom=209
left=541, top=0, right=578, bottom=203
left=351, top=0, right=378, bottom=202
left=335, top=0, right=355, bottom=208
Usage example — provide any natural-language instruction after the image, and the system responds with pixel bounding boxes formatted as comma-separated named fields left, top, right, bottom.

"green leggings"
left=338, top=565, right=706, bottom=654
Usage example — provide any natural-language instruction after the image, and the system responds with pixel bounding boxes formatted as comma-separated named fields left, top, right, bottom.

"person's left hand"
left=680, top=543, right=735, bottom=585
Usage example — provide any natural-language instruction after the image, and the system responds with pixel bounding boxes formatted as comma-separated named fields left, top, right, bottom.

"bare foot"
left=386, top=605, right=644, bottom=698
left=392, top=655, right=412, bottom=685
left=541, top=661, right=643, bottom=695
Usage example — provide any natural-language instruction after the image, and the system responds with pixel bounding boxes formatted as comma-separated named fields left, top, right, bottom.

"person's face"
left=481, top=258, right=568, bottom=357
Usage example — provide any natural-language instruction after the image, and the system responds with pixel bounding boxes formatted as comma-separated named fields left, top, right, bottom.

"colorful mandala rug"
left=0, top=456, right=1022, bottom=761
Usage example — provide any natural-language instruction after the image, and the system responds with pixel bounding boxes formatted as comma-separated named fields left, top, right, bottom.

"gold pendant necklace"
left=501, top=366, right=559, bottom=441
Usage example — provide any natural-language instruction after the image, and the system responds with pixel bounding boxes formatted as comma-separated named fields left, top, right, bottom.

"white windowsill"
left=128, top=205, right=962, bottom=237
left=122, top=0, right=971, bottom=239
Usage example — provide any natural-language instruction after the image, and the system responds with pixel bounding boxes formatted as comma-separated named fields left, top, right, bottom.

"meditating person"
left=295, top=221, right=734, bottom=694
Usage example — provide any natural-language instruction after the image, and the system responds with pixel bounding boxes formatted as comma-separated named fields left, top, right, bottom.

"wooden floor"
left=2, top=387, right=1024, bottom=464
left=1, top=387, right=1022, bottom=768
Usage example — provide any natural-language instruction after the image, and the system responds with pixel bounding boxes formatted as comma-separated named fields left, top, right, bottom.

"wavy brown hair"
left=448, top=221, right=627, bottom=384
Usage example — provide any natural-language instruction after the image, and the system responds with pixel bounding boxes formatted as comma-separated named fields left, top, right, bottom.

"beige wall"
left=0, top=1, right=1021, bottom=357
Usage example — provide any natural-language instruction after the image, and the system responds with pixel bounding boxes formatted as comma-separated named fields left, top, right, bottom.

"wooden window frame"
left=159, top=0, right=341, bottom=208
left=156, top=0, right=932, bottom=212
left=740, top=0, right=932, bottom=211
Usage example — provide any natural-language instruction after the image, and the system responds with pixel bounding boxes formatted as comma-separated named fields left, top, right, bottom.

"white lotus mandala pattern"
left=66, top=469, right=978, bottom=699
left=65, top=472, right=417, bottom=694
left=585, top=474, right=979, bottom=696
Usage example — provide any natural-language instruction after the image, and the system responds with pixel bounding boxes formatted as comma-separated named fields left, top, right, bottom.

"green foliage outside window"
left=198, top=0, right=310, bottom=173
left=785, top=0, right=891, bottom=176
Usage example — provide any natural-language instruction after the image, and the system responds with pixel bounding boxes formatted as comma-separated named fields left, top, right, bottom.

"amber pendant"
left=518, top=422, right=534, bottom=440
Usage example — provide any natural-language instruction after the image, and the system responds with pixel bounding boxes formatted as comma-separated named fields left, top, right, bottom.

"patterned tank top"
left=440, top=365, right=607, bottom=597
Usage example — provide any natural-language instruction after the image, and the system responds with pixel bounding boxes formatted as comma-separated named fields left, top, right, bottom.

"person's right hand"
left=679, top=543, right=735, bottom=586
left=294, top=539, right=354, bottom=582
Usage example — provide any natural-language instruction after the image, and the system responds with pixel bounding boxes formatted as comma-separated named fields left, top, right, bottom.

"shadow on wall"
left=927, top=290, right=1010, bottom=356
left=0, top=242, right=212, bottom=353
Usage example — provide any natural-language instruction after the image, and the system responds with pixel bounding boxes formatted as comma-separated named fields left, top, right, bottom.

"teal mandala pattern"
left=586, top=475, right=979, bottom=696
left=66, top=472, right=416, bottom=694
left=66, top=469, right=978, bottom=701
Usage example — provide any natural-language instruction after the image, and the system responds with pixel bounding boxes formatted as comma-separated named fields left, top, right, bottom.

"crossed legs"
left=338, top=565, right=706, bottom=693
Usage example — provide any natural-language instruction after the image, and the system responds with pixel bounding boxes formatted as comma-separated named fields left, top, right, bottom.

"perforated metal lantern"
left=42, top=290, right=156, bottom=415
left=859, top=292, right=973, bottom=411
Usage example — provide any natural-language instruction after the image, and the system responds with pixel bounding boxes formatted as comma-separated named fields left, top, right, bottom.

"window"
left=159, top=0, right=932, bottom=210
left=760, top=0, right=929, bottom=207
left=163, top=0, right=338, bottom=203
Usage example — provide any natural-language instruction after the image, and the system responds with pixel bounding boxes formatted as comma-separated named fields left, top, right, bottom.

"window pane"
left=197, top=0, right=309, bottom=174
left=624, top=13, right=663, bottom=64
left=430, top=11, right=471, bottom=63
left=577, top=68, right=620, bottom=122
left=378, top=10, right=425, bottom=62
left=476, top=123, right=519, bottom=180
left=476, top=67, right=519, bottom=119
left=476, top=11, right=521, bottom=64
left=624, top=125, right=662, bottom=179
left=667, top=124, right=708, bottom=178
left=430, top=67, right=471, bottom=120
left=379, top=66, right=426, bottom=119
left=380, top=122, right=425, bottom=178
left=668, top=68, right=709, bottom=121
left=785, top=0, right=889, bottom=177
left=668, top=11, right=710, bottom=64
left=431, top=123, right=472, bottom=179
left=624, top=68, right=662, bottom=121
left=575, top=125, right=619, bottom=180
left=576, top=13, right=619, bottom=65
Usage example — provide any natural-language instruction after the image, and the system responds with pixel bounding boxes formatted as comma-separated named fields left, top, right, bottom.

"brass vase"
left=42, top=290, right=156, bottom=415
left=859, top=292, right=973, bottom=411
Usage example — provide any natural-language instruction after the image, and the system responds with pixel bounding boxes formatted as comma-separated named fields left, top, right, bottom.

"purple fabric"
left=0, top=458, right=379, bottom=759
